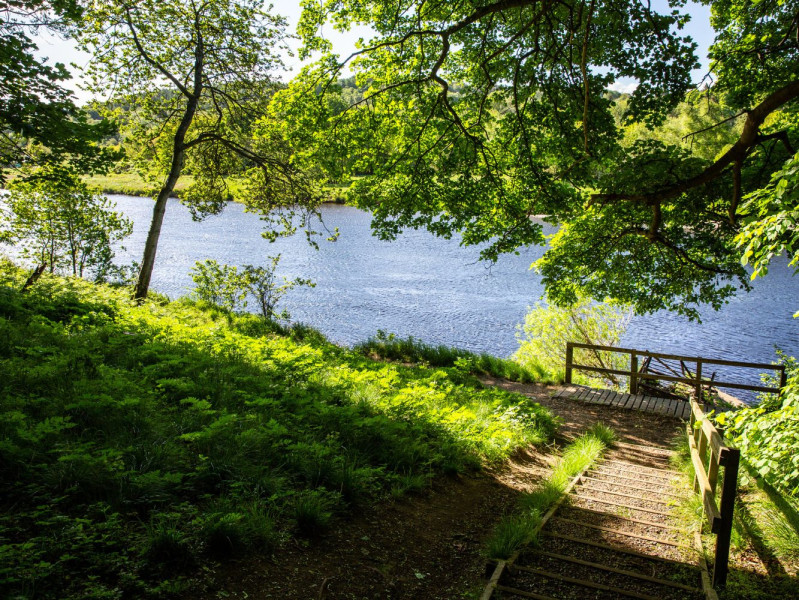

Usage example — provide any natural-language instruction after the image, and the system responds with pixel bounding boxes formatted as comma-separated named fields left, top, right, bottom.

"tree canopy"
left=0, top=0, right=116, bottom=182
left=273, top=0, right=799, bottom=319
left=79, top=0, right=322, bottom=299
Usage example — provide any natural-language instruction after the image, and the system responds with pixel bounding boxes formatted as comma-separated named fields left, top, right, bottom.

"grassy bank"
left=84, top=172, right=348, bottom=203
left=84, top=172, right=193, bottom=198
left=355, top=331, right=559, bottom=384
left=0, top=263, right=557, bottom=600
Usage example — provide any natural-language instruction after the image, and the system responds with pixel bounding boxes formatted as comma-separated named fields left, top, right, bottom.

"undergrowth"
left=486, top=423, right=615, bottom=560
left=354, top=330, right=556, bottom=383
left=671, top=428, right=799, bottom=599
left=0, top=264, right=558, bottom=600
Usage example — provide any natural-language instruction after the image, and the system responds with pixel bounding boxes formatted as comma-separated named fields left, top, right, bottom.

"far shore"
left=84, top=172, right=348, bottom=204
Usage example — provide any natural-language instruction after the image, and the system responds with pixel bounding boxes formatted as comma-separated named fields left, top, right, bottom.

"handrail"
left=688, top=399, right=740, bottom=588
left=564, top=342, right=786, bottom=399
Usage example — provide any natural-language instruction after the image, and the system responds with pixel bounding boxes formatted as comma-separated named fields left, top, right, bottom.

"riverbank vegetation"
left=355, top=330, right=555, bottom=384
left=670, top=435, right=799, bottom=599
left=514, top=298, right=632, bottom=388
left=2, top=1, right=799, bottom=596
left=0, top=262, right=557, bottom=600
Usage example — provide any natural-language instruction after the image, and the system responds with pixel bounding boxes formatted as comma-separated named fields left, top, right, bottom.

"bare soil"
left=193, top=383, right=687, bottom=600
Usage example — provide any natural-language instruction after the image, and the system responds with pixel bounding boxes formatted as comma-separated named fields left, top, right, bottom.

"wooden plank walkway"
left=554, top=384, right=692, bottom=420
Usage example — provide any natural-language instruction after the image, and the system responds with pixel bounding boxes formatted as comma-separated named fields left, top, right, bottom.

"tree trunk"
left=133, top=34, right=204, bottom=300
left=133, top=172, right=182, bottom=299
left=22, top=263, right=47, bottom=293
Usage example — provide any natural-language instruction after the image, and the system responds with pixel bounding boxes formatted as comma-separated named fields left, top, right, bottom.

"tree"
left=1, top=166, right=132, bottom=285
left=79, top=0, right=322, bottom=300
left=514, top=298, right=632, bottom=386
left=0, top=0, right=117, bottom=182
left=274, top=0, right=799, bottom=319
left=736, top=150, right=799, bottom=292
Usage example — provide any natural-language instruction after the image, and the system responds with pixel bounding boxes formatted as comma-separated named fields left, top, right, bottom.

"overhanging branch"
left=593, top=78, right=799, bottom=205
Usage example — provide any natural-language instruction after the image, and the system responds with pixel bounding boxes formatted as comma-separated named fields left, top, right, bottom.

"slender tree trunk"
left=133, top=35, right=204, bottom=300
left=22, top=263, right=46, bottom=293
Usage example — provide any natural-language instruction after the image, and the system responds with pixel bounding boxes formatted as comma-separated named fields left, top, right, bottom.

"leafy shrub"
left=190, top=255, right=314, bottom=320
left=718, top=380, right=799, bottom=497
left=514, top=297, right=632, bottom=386
left=717, top=354, right=799, bottom=497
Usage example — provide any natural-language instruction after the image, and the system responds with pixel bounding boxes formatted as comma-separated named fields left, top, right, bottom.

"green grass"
left=354, top=331, right=556, bottom=384
left=0, top=262, right=557, bottom=600
left=84, top=171, right=348, bottom=203
left=84, top=172, right=192, bottom=197
left=485, top=424, right=614, bottom=559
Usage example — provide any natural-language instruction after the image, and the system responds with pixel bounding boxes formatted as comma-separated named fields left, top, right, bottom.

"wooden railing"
left=688, top=398, right=740, bottom=587
left=564, top=342, right=786, bottom=399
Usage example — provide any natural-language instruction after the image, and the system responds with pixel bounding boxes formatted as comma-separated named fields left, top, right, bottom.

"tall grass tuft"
left=354, top=331, right=556, bottom=383
left=486, top=512, right=543, bottom=559
left=486, top=425, right=615, bottom=559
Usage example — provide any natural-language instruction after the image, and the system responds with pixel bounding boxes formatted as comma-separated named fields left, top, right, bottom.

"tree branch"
left=122, top=5, right=192, bottom=98
left=594, top=78, right=799, bottom=204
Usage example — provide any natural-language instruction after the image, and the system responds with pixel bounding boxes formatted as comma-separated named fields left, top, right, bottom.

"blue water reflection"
left=114, top=196, right=799, bottom=400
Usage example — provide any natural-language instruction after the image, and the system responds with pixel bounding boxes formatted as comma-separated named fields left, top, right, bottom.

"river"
left=112, top=195, right=799, bottom=399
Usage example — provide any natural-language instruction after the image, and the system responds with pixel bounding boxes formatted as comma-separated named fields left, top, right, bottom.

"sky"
left=33, top=0, right=715, bottom=103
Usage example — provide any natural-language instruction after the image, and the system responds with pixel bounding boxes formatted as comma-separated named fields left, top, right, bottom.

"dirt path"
left=195, top=383, right=687, bottom=600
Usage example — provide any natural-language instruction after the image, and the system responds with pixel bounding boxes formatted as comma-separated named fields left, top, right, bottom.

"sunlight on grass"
left=0, top=263, right=558, bottom=599
left=486, top=424, right=615, bottom=559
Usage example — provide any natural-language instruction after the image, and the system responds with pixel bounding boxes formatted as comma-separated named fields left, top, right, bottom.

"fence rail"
left=564, top=342, right=786, bottom=399
left=688, top=399, right=739, bottom=587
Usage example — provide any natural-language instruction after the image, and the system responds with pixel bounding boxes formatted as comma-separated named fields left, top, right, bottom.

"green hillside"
left=0, top=263, right=557, bottom=599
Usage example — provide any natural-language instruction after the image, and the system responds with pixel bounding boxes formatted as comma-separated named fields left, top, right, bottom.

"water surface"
left=114, top=196, right=799, bottom=399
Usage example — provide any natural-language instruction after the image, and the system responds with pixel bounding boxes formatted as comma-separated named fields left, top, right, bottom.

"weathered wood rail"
left=688, top=398, right=740, bottom=588
left=565, top=342, right=786, bottom=399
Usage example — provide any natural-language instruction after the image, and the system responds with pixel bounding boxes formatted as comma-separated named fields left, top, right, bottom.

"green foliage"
left=486, top=425, right=613, bottom=559
left=584, top=422, right=617, bottom=447
left=78, top=0, right=324, bottom=298
left=293, top=491, right=334, bottom=537
left=190, top=260, right=248, bottom=311
left=486, top=512, right=543, bottom=560
left=514, top=298, right=632, bottom=385
left=190, top=255, right=314, bottom=320
left=672, top=424, right=799, bottom=600
left=0, top=1, right=118, bottom=181
left=717, top=365, right=799, bottom=497
left=737, top=150, right=799, bottom=292
left=355, top=330, right=551, bottom=383
left=2, top=167, right=132, bottom=281
left=273, top=0, right=799, bottom=316
left=0, top=262, right=557, bottom=599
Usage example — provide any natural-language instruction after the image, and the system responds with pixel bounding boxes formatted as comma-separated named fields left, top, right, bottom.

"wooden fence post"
left=630, top=352, right=638, bottom=394
left=565, top=343, right=573, bottom=385
left=695, top=360, right=703, bottom=402
left=713, top=446, right=740, bottom=588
